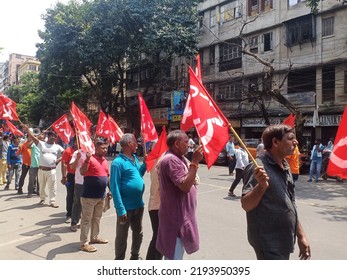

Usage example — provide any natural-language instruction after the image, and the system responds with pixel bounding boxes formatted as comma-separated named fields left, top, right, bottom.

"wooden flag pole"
left=228, top=124, right=259, bottom=167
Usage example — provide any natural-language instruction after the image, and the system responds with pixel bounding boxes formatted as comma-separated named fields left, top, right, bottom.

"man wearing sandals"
left=79, top=137, right=110, bottom=253
left=24, top=127, right=64, bottom=208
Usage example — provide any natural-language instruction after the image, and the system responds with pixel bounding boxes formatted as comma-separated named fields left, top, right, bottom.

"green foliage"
left=306, top=0, right=345, bottom=14
left=6, top=72, right=43, bottom=125
left=37, top=0, right=201, bottom=119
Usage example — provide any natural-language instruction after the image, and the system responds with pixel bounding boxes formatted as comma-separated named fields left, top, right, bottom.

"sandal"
left=81, top=244, right=97, bottom=253
left=38, top=200, right=45, bottom=205
left=228, top=191, right=236, bottom=197
left=90, top=238, right=108, bottom=244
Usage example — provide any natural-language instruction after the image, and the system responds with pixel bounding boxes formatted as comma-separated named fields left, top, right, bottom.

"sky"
left=0, top=0, right=70, bottom=62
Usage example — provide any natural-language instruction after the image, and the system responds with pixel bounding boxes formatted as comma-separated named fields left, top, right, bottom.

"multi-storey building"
left=0, top=61, right=8, bottom=92
left=6, top=53, right=39, bottom=86
left=197, top=0, right=347, bottom=147
left=17, top=57, right=40, bottom=83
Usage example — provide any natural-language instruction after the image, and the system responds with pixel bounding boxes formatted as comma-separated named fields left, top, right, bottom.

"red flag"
left=77, top=131, right=95, bottom=154
left=195, top=53, right=202, bottom=82
left=180, top=54, right=202, bottom=131
left=52, top=114, right=75, bottom=144
left=96, top=110, right=111, bottom=139
left=0, top=94, right=19, bottom=121
left=138, top=93, right=158, bottom=143
left=188, top=66, right=230, bottom=168
left=108, top=116, right=123, bottom=144
left=6, top=120, right=23, bottom=136
left=282, top=113, right=296, bottom=128
left=70, top=102, right=92, bottom=133
left=327, top=105, right=347, bottom=179
left=146, top=126, right=168, bottom=172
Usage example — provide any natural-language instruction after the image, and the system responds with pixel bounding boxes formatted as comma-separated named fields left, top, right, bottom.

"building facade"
left=3, top=53, right=40, bottom=88
left=197, top=0, right=347, bottom=148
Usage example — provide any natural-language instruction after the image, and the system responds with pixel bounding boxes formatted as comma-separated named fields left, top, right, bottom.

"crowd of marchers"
left=2, top=124, right=315, bottom=260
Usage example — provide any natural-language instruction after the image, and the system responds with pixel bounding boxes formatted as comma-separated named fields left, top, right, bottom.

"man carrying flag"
left=24, top=126, right=64, bottom=208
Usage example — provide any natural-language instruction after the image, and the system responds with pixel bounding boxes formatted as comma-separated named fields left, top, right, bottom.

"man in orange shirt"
left=16, top=135, right=33, bottom=194
left=286, top=145, right=300, bottom=182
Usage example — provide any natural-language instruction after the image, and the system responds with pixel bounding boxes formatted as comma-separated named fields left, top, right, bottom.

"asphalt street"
left=0, top=157, right=346, bottom=260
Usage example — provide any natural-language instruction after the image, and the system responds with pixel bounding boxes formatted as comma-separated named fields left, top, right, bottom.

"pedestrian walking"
left=228, top=146, right=249, bottom=197
left=308, top=139, right=324, bottom=183
left=225, top=134, right=236, bottom=175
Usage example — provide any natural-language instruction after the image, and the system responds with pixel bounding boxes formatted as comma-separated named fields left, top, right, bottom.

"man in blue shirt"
left=4, top=136, right=22, bottom=191
left=110, top=133, right=146, bottom=260
left=225, top=134, right=236, bottom=175
left=308, top=139, right=325, bottom=183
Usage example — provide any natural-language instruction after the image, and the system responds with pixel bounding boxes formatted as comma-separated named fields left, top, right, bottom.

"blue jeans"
left=6, top=163, right=22, bottom=189
left=309, top=158, right=322, bottom=182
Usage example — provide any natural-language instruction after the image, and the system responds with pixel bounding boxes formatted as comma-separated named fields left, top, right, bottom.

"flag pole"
left=228, top=124, right=258, bottom=167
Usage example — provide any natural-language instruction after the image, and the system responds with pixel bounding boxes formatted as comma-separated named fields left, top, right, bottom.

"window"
left=249, top=36, right=258, bottom=53
left=29, top=65, right=36, bottom=71
left=210, top=9, right=216, bottom=27
left=322, top=65, right=335, bottom=103
left=209, top=46, right=215, bottom=64
left=322, top=17, right=334, bottom=37
left=285, top=14, right=316, bottom=46
left=220, top=2, right=241, bottom=24
left=288, top=67, right=316, bottom=94
left=219, top=38, right=242, bottom=71
left=263, top=32, right=273, bottom=52
left=289, top=0, right=304, bottom=6
left=219, top=81, right=242, bottom=99
left=248, top=0, right=273, bottom=16
left=345, top=71, right=347, bottom=94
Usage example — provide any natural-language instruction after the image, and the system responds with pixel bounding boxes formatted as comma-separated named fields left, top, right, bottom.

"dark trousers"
left=229, top=168, right=243, bottom=193
left=115, top=207, right=144, bottom=260
left=28, top=167, right=39, bottom=194
left=254, top=248, right=290, bottom=260
left=66, top=173, right=75, bottom=218
left=146, top=210, right=163, bottom=260
left=228, top=155, right=236, bottom=174
left=18, top=164, right=30, bottom=191
left=71, top=183, right=83, bottom=226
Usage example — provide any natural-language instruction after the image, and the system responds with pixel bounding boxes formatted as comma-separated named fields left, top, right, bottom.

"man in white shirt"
left=187, top=134, right=196, bottom=161
left=25, top=127, right=64, bottom=208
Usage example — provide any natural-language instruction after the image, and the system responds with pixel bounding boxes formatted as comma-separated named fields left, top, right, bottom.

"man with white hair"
left=110, top=133, right=147, bottom=260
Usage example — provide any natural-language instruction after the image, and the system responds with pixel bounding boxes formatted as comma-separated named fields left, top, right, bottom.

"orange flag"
left=282, top=113, right=296, bottom=128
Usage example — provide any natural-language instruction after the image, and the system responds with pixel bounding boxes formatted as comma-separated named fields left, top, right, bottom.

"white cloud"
left=0, top=0, right=70, bottom=62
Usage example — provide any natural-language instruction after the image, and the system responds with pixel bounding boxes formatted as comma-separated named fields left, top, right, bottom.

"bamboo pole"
left=228, top=124, right=259, bottom=167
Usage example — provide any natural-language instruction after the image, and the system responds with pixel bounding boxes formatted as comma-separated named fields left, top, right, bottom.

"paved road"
left=0, top=157, right=346, bottom=260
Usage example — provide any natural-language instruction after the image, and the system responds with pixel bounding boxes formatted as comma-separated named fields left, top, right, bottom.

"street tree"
left=37, top=0, right=202, bottom=126
left=6, top=72, right=43, bottom=125
left=307, top=0, right=347, bottom=14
